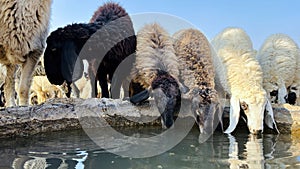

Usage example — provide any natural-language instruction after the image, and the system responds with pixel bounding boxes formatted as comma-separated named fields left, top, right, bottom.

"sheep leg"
left=121, top=77, right=130, bottom=98
left=65, top=82, right=72, bottom=98
left=18, top=50, right=41, bottom=105
left=71, top=83, right=80, bottom=98
left=0, top=84, right=5, bottom=107
left=290, top=84, right=300, bottom=106
left=4, top=64, right=16, bottom=107
left=110, top=71, right=123, bottom=99
left=88, top=66, right=97, bottom=98
left=98, top=73, right=109, bottom=98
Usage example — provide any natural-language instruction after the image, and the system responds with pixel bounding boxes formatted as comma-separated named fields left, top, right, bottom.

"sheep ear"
left=129, top=81, right=149, bottom=104
left=129, top=89, right=150, bottom=105
left=265, top=99, right=279, bottom=133
left=278, top=85, right=288, bottom=104
left=44, top=44, right=65, bottom=85
left=61, top=41, right=84, bottom=83
left=224, top=96, right=240, bottom=134
left=198, top=102, right=223, bottom=143
left=178, top=82, right=189, bottom=94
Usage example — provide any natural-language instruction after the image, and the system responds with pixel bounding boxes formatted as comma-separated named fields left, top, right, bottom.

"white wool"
left=212, top=28, right=264, bottom=102
left=256, top=33, right=300, bottom=104
left=211, top=27, right=277, bottom=134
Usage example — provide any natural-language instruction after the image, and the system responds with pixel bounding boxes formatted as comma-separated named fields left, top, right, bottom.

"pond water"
left=0, top=126, right=299, bottom=169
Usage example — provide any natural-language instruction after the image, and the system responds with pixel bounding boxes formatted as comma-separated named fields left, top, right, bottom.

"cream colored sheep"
left=0, top=0, right=52, bottom=107
left=30, top=76, right=65, bottom=105
left=256, top=34, right=300, bottom=105
left=211, top=27, right=278, bottom=134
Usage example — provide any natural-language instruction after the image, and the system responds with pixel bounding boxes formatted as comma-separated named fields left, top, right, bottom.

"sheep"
left=211, top=27, right=278, bottom=134
left=89, top=2, right=136, bottom=99
left=44, top=2, right=136, bottom=99
left=256, top=33, right=300, bottom=105
left=130, top=23, right=184, bottom=128
left=0, top=0, right=52, bottom=107
left=172, top=28, right=222, bottom=134
left=30, top=76, right=66, bottom=105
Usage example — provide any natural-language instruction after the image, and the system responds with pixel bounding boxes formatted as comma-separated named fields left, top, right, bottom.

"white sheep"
left=256, top=33, right=300, bottom=105
left=0, top=0, right=52, bottom=107
left=211, top=27, right=278, bottom=134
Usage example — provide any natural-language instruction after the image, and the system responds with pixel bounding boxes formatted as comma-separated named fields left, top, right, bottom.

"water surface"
left=0, top=127, right=299, bottom=169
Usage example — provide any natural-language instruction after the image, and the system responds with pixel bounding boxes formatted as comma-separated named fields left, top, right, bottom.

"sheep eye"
left=241, top=102, right=248, bottom=111
left=45, top=92, right=50, bottom=98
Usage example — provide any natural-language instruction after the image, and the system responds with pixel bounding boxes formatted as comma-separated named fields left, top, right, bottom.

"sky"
left=50, top=0, right=300, bottom=49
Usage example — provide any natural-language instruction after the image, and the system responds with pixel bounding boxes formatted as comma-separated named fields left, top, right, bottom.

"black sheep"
left=44, top=2, right=136, bottom=98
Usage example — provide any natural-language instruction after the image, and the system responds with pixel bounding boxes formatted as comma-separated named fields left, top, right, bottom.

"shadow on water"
left=0, top=127, right=299, bottom=169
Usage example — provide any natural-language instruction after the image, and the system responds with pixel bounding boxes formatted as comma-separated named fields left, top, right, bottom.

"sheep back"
left=256, top=33, right=300, bottom=104
left=173, top=29, right=217, bottom=101
left=211, top=27, right=264, bottom=101
left=131, top=23, right=180, bottom=89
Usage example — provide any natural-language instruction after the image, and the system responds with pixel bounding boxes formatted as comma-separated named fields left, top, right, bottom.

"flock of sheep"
left=1, top=1, right=299, bottom=135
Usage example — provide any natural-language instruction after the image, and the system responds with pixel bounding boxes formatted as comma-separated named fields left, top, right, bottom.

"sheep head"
left=44, top=27, right=85, bottom=85
left=239, top=98, right=265, bottom=134
left=225, top=92, right=278, bottom=134
left=191, top=88, right=221, bottom=134
left=129, top=83, right=149, bottom=105
left=151, top=70, right=181, bottom=128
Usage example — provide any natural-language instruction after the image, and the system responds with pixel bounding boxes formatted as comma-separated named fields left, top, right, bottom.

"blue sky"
left=51, top=0, right=300, bottom=49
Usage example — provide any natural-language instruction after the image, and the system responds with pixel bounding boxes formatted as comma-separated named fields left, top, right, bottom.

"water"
left=0, top=127, right=299, bottom=169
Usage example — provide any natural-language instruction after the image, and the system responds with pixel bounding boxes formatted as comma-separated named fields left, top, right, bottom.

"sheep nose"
left=165, top=119, right=174, bottom=128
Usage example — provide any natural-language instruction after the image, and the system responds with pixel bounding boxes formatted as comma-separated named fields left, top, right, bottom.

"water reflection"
left=227, top=134, right=274, bottom=169
left=0, top=128, right=299, bottom=169
left=226, top=132, right=300, bottom=169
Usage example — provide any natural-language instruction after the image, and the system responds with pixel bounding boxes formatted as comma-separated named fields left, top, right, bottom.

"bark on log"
left=0, top=98, right=299, bottom=137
